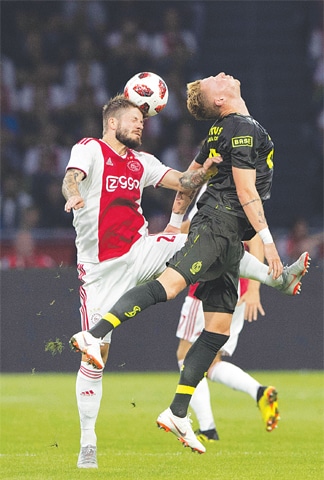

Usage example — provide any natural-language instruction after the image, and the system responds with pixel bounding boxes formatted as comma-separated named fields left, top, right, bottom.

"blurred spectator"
left=160, top=123, right=199, bottom=171
left=23, top=124, right=69, bottom=178
left=63, top=34, right=108, bottom=99
left=1, top=55, right=22, bottom=172
left=140, top=115, right=165, bottom=156
left=149, top=6, right=199, bottom=78
left=2, top=55, right=17, bottom=107
left=160, top=72, right=189, bottom=124
left=28, top=148, right=68, bottom=228
left=37, top=178, right=72, bottom=229
left=105, top=17, right=153, bottom=92
left=286, top=218, right=324, bottom=263
left=62, top=0, right=109, bottom=35
left=0, top=229, right=56, bottom=269
left=62, top=84, right=106, bottom=140
left=0, top=173, right=33, bottom=230
left=20, top=205, right=41, bottom=230
left=16, top=65, right=69, bottom=159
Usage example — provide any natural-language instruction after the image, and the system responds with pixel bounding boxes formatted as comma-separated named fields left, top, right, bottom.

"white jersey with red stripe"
left=176, top=285, right=245, bottom=356
left=66, top=137, right=172, bottom=263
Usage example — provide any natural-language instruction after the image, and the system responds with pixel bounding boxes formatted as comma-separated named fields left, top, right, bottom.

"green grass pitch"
left=1, top=371, right=323, bottom=479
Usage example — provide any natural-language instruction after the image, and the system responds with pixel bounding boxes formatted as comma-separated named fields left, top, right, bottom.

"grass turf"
left=0, top=371, right=323, bottom=480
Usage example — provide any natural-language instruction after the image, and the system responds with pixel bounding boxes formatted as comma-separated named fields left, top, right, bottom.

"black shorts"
left=167, top=205, right=247, bottom=313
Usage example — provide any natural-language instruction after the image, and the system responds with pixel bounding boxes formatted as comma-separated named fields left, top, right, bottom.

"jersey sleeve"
left=136, top=151, right=171, bottom=187
left=66, top=138, right=99, bottom=177
left=193, top=138, right=209, bottom=165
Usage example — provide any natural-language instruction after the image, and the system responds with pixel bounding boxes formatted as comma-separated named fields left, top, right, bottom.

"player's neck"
left=101, top=134, right=127, bottom=156
left=221, top=98, right=250, bottom=117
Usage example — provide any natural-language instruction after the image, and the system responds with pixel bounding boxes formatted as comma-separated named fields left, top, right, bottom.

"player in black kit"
left=70, top=73, right=310, bottom=453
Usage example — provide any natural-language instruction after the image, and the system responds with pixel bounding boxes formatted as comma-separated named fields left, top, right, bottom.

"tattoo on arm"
left=179, top=168, right=210, bottom=190
left=241, top=198, right=267, bottom=227
left=62, top=169, right=84, bottom=200
left=172, top=190, right=196, bottom=215
left=241, top=198, right=261, bottom=208
left=257, top=210, right=267, bottom=226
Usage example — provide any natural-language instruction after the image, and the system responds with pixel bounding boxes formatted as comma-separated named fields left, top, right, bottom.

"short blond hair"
left=187, top=80, right=219, bottom=120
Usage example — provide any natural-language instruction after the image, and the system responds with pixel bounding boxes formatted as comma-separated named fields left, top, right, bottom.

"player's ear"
left=108, top=116, right=117, bottom=130
left=215, top=97, right=224, bottom=107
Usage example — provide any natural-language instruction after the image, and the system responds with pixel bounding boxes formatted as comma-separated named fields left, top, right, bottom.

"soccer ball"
left=124, top=72, right=169, bottom=117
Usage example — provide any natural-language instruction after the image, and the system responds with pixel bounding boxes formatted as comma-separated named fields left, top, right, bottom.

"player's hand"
left=164, top=224, right=181, bottom=234
left=64, top=195, right=85, bottom=212
left=264, top=243, right=283, bottom=279
left=202, top=155, right=223, bottom=176
left=237, top=289, right=265, bottom=322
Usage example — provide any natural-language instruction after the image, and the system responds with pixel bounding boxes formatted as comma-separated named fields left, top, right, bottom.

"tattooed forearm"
left=172, top=190, right=196, bottom=214
left=179, top=168, right=211, bottom=190
left=241, top=198, right=261, bottom=208
left=256, top=210, right=267, bottom=226
left=62, top=169, right=84, bottom=200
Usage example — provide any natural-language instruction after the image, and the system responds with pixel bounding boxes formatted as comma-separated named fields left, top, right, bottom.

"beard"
left=116, top=127, right=141, bottom=149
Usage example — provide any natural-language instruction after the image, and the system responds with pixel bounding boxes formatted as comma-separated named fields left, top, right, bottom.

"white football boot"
left=70, top=331, right=104, bottom=369
left=157, top=407, right=206, bottom=454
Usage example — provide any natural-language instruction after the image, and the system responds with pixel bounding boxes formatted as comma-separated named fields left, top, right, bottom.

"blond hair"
left=187, top=80, right=219, bottom=120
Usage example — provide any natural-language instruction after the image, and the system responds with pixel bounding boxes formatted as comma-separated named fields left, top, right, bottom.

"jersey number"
left=156, top=235, right=176, bottom=243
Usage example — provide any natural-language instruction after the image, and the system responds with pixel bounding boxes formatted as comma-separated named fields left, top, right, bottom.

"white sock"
left=178, top=360, right=216, bottom=431
left=208, top=360, right=260, bottom=400
left=76, top=361, right=103, bottom=447
left=239, top=250, right=283, bottom=287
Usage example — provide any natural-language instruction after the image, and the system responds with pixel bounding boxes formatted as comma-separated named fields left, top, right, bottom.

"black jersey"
left=194, top=113, right=274, bottom=218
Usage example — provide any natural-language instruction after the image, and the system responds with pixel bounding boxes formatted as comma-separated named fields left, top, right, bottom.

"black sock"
left=256, top=386, right=266, bottom=403
left=170, top=330, right=229, bottom=417
left=89, top=280, right=167, bottom=338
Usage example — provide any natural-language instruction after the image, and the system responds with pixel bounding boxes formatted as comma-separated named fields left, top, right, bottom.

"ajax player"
left=62, top=94, right=221, bottom=467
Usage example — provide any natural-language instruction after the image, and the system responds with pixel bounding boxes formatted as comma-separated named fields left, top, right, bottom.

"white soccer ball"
left=124, top=72, right=169, bottom=117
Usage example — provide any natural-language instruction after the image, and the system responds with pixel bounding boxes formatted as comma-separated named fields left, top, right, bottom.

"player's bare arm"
left=168, top=159, right=213, bottom=217
left=62, top=168, right=86, bottom=212
left=180, top=156, right=221, bottom=189
left=232, top=166, right=283, bottom=279
left=163, top=157, right=222, bottom=232
left=160, top=157, right=221, bottom=191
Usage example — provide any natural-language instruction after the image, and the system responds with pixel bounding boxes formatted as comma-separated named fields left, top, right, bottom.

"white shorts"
left=175, top=291, right=245, bottom=356
left=78, top=232, right=187, bottom=343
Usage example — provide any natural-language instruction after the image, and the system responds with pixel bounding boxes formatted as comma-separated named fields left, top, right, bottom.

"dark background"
left=1, top=0, right=323, bottom=229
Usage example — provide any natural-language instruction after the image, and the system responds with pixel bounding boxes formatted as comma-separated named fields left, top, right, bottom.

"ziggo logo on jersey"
left=106, top=176, right=140, bottom=192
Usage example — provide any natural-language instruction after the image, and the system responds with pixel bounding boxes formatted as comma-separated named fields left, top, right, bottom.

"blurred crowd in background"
left=1, top=0, right=323, bottom=268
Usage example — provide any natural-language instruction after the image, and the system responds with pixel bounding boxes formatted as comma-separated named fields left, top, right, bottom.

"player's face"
left=200, top=73, right=241, bottom=103
left=115, top=108, right=144, bottom=149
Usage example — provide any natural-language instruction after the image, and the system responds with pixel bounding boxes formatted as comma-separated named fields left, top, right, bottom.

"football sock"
left=239, top=250, right=284, bottom=288
left=88, top=280, right=167, bottom=338
left=208, top=360, right=260, bottom=400
left=256, top=386, right=266, bottom=403
left=170, top=330, right=229, bottom=418
left=178, top=360, right=216, bottom=431
left=76, top=362, right=103, bottom=447
left=239, top=250, right=269, bottom=283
